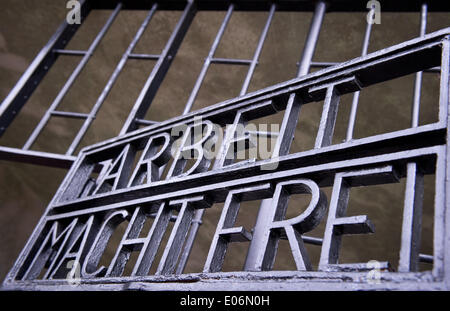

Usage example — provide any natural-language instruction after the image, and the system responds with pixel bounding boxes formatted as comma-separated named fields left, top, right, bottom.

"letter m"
left=19, top=219, right=78, bottom=280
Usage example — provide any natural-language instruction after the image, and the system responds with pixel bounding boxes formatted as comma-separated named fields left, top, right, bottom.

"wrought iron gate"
left=1, top=0, right=450, bottom=290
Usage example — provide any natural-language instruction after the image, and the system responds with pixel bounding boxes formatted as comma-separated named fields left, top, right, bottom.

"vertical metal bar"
left=434, top=37, right=450, bottom=279
left=271, top=95, right=302, bottom=158
left=3, top=147, right=90, bottom=282
left=296, top=1, right=326, bottom=77
left=345, top=5, right=375, bottom=142
left=240, top=3, right=276, bottom=96
left=182, top=4, right=234, bottom=115
left=0, top=0, right=91, bottom=138
left=244, top=2, right=327, bottom=272
left=23, top=3, right=122, bottom=150
left=203, top=192, right=241, bottom=273
left=120, top=0, right=197, bottom=134
left=65, top=4, right=158, bottom=155
left=204, top=185, right=267, bottom=273
left=315, top=85, right=340, bottom=148
left=398, top=162, right=424, bottom=272
left=316, top=174, right=350, bottom=268
left=411, top=3, right=428, bottom=128
left=179, top=4, right=273, bottom=269
left=156, top=197, right=204, bottom=275
left=53, top=49, right=88, bottom=56
left=175, top=209, right=204, bottom=274
left=272, top=0, right=327, bottom=155
left=434, top=147, right=447, bottom=279
left=131, top=203, right=172, bottom=276
left=443, top=38, right=450, bottom=288
left=103, top=208, right=145, bottom=277
left=319, top=168, right=388, bottom=270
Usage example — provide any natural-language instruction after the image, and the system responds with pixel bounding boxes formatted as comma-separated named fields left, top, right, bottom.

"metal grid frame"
left=1, top=0, right=450, bottom=291
left=1, top=0, right=449, bottom=167
left=2, top=27, right=450, bottom=290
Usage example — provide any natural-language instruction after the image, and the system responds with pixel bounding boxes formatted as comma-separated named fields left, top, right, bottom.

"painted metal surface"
left=1, top=0, right=450, bottom=291
left=2, top=26, right=450, bottom=290
left=1, top=0, right=449, bottom=167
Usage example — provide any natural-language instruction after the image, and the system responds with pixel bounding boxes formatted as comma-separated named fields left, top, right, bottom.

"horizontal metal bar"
left=309, top=61, right=441, bottom=72
left=82, top=29, right=448, bottom=155
left=280, top=234, right=323, bottom=245
left=65, top=3, right=157, bottom=156
left=122, top=238, right=146, bottom=246
left=149, top=212, right=178, bottom=222
left=220, top=227, right=252, bottom=242
left=50, top=111, right=90, bottom=119
left=53, top=49, right=88, bottom=56
left=334, top=215, right=374, bottom=234
left=48, top=147, right=439, bottom=220
left=128, top=53, right=161, bottom=60
left=240, top=3, right=275, bottom=95
left=91, top=0, right=450, bottom=13
left=302, top=236, right=323, bottom=245
left=0, top=146, right=75, bottom=169
left=134, top=119, right=159, bottom=126
left=88, top=95, right=445, bottom=164
left=48, top=129, right=444, bottom=217
left=182, top=4, right=234, bottom=115
left=210, top=58, right=253, bottom=65
left=0, top=0, right=91, bottom=138
left=424, top=66, right=441, bottom=73
left=120, top=0, right=197, bottom=134
left=247, top=130, right=279, bottom=138
left=309, top=63, right=441, bottom=73
left=325, top=262, right=392, bottom=272
left=309, top=61, right=338, bottom=68
left=23, top=3, right=122, bottom=151
left=419, top=253, right=433, bottom=264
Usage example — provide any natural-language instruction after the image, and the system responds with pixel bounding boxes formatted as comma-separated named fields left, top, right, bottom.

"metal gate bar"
left=240, top=3, right=276, bottom=95
left=22, top=3, right=122, bottom=152
left=345, top=3, right=375, bottom=141
left=178, top=0, right=324, bottom=274
left=411, top=3, right=429, bottom=128
left=1, top=0, right=448, bottom=169
left=64, top=3, right=160, bottom=155
left=246, top=0, right=326, bottom=270
left=3, top=27, right=450, bottom=289
left=44, top=28, right=446, bottom=214
left=120, top=0, right=196, bottom=134
left=183, top=4, right=235, bottom=114
left=1, top=1, right=450, bottom=290
left=0, top=0, right=91, bottom=139
left=176, top=3, right=277, bottom=273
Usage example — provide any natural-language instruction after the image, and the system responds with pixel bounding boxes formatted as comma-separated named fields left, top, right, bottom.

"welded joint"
left=308, top=75, right=362, bottom=101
